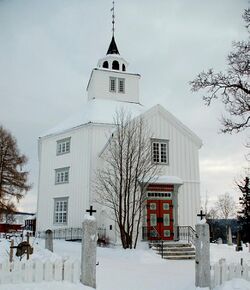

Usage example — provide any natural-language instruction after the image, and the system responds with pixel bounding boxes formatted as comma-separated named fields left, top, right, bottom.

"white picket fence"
left=211, top=258, right=250, bottom=288
left=0, top=258, right=80, bottom=284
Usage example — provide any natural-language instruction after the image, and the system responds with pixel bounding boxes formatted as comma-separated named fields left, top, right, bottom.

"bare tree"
left=190, top=8, right=250, bottom=134
left=206, top=207, right=219, bottom=220
left=96, top=110, right=159, bottom=249
left=201, top=193, right=219, bottom=219
left=0, top=126, right=31, bottom=217
left=215, top=193, right=236, bottom=219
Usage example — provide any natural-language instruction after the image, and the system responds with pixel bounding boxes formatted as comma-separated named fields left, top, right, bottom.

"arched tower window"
left=103, top=61, right=109, bottom=69
left=112, top=60, right=119, bottom=70
left=122, top=64, right=126, bottom=71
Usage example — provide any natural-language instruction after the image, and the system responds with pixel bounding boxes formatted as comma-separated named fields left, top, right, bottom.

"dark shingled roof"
left=106, top=36, right=120, bottom=55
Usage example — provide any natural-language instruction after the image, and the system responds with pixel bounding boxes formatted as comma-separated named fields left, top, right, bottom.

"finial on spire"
left=106, top=1, right=119, bottom=55
left=111, top=1, right=115, bottom=37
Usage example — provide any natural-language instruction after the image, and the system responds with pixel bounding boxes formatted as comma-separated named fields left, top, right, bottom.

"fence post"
left=195, top=222, right=210, bottom=288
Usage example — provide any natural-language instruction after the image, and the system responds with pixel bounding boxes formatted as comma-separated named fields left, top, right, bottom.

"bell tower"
left=86, top=2, right=141, bottom=104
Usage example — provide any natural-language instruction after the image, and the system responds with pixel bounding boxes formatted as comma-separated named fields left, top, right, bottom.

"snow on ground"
left=0, top=238, right=249, bottom=290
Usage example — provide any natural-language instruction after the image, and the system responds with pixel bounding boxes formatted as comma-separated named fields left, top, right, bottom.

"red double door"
left=147, top=199, right=174, bottom=240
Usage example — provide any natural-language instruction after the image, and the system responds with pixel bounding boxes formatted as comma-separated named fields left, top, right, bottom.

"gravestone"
left=81, top=207, right=97, bottom=289
left=217, top=238, right=223, bottom=244
left=227, top=226, right=233, bottom=245
left=195, top=221, right=211, bottom=288
left=236, top=231, right=243, bottom=251
left=45, top=229, right=53, bottom=252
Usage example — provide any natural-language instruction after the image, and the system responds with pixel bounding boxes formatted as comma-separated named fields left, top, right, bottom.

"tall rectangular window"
left=118, top=78, right=125, bottom=93
left=110, top=77, right=116, bottom=92
left=57, top=138, right=71, bottom=155
left=151, top=139, right=169, bottom=164
left=55, top=167, right=70, bottom=184
left=54, top=197, right=68, bottom=224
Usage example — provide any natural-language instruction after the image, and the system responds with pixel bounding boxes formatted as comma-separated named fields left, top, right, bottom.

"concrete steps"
left=150, top=242, right=196, bottom=260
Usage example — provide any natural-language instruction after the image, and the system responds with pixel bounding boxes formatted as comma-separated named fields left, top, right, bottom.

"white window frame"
left=55, top=167, right=70, bottom=184
left=54, top=197, right=68, bottom=225
left=57, top=138, right=71, bottom=155
left=118, top=78, right=125, bottom=93
left=151, top=139, right=169, bottom=164
left=109, top=77, right=116, bottom=92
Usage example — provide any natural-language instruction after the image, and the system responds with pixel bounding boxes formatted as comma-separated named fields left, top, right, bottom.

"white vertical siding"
left=144, top=108, right=201, bottom=228
left=37, top=124, right=114, bottom=232
left=37, top=105, right=201, bottom=232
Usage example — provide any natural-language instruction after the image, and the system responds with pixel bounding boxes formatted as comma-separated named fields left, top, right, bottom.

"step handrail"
left=177, top=226, right=196, bottom=245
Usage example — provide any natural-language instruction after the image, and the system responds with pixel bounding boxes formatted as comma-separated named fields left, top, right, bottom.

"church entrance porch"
left=140, top=177, right=183, bottom=242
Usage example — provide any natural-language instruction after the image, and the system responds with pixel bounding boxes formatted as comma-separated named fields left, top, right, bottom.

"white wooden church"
left=36, top=32, right=202, bottom=243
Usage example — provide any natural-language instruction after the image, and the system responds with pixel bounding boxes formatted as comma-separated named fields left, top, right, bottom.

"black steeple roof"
left=106, top=36, right=120, bottom=55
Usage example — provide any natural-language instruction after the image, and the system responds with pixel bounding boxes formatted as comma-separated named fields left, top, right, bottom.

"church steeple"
left=106, top=1, right=119, bottom=55
left=106, top=36, right=119, bottom=55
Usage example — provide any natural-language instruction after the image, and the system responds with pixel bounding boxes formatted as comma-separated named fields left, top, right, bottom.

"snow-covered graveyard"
left=0, top=236, right=249, bottom=290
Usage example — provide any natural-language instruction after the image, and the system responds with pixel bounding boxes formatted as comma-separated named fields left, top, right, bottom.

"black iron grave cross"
left=197, top=209, right=206, bottom=220
left=86, top=205, right=96, bottom=216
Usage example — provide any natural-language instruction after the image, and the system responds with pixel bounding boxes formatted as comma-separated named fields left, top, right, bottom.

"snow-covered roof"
left=141, top=175, right=183, bottom=185
left=41, top=99, right=144, bottom=137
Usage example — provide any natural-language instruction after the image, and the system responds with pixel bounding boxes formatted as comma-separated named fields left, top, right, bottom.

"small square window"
left=57, top=138, right=71, bottom=155
left=55, top=167, right=70, bottom=184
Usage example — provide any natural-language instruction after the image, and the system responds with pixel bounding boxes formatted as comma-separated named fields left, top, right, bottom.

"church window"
left=118, top=78, right=125, bottom=93
left=151, top=139, right=169, bottom=164
left=57, top=138, right=71, bottom=155
left=110, top=77, right=116, bottom=92
left=122, top=64, right=126, bottom=71
left=112, top=60, right=119, bottom=70
left=54, top=197, right=68, bottom=224
left=103, top=61, right=109, bottom=69
left=55, top=167, right=70, bottom=184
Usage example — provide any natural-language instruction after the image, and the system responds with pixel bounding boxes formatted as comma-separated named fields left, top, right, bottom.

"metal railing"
left=37, top=227, right=107, bottom=242
left=176, top=226, right=196, bottom=244
left=37, top=228, right=82, bottom=241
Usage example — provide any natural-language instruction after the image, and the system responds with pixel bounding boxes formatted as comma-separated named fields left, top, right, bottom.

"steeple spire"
left=106, top=1, right=120, bottom=55
left=111, top=1, right=115, bottom=37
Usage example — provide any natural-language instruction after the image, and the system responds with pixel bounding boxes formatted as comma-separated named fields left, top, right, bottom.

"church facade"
left=36, top=36, right=202, bottom=243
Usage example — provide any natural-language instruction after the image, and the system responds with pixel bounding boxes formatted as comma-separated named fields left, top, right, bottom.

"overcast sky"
left=0, top=0, right=249, bottom=213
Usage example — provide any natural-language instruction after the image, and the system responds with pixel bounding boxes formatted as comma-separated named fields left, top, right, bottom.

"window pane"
left=54, top=199, right=68, bottom=224
left=163, top=214, right=170, bottom=226
left=161, top=143, right=167, bottom=163
left=62, top=143, right=66, bottom=152
left=118, top=79, right=125, bottom=93
left=110, top=78, right=116, bottom=92
left=164, top=230, right=170, bottom=237
left=66, top=141, right=70, bottom=152
left=150, top=203, right=156, bottom=210
left=163, top=203, right=169, bottom=210
left=150, top=214, right=157, bottom=226
left=153, top=143, right=159, bottom=162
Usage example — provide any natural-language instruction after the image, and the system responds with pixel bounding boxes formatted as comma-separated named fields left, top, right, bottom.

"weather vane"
left=111, top=1, right=115, bottom=37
